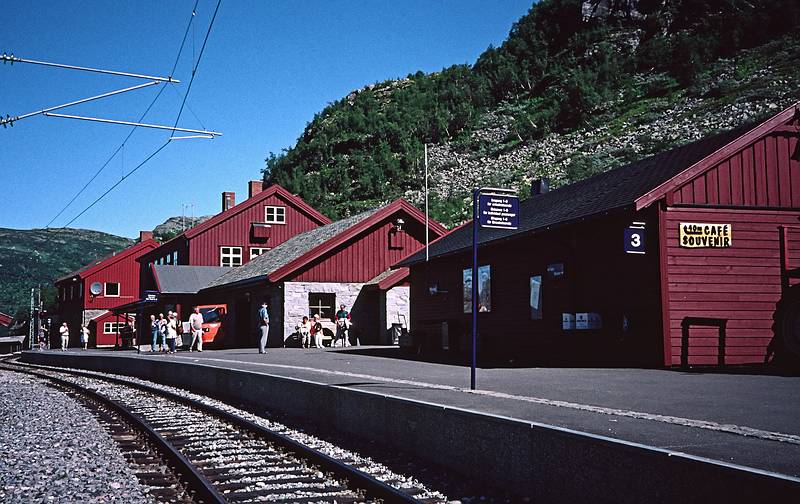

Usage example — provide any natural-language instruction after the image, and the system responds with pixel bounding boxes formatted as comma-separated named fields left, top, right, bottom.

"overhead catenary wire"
left=1, top=80, right=160, bottom=128
left=45, top=0, right=205, bottom=228
left=0, top=53, right=179, bottom=83
left=44, top=112, right=222, bottom=136
left=61, top=0, right=222, bottom=228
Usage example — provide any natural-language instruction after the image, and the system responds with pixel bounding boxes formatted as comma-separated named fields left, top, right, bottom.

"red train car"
left=400, top=102, right=800, bottom=368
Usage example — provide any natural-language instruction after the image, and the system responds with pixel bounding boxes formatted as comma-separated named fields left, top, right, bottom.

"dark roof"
left=203, top=206, right=385, bottom=290
left=399, top=123, right=754, bottom=266
left=153, top=265, right=231, bottom=294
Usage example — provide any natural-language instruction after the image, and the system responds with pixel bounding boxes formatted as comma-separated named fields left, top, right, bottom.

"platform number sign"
left=624, top=223, right=646, bottom=255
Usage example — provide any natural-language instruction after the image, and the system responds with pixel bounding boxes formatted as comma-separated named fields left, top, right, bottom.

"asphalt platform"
left=45, top=344, right=800, bottom=479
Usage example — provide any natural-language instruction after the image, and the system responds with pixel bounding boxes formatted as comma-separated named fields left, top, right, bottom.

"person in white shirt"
left=165, top=313, right=179, bottom=354
left=188, top=306, right=204, bottom=352
left=59, top=323, right=69, bottom=351
left=80, top=325, right=90, bottom=350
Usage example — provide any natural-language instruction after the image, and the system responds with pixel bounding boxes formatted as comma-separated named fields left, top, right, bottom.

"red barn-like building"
left=134, top=182, right=331, bottom=319
left=54, top=231, right=158, bottom=347
left=199, top=199, right=447, bottom=347
left=399, top=103, right=800, bottom=368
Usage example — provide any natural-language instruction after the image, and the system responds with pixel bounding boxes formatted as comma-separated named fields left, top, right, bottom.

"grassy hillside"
left=263, top=0, right=800, bottom=226
left=0, top=228, right=133, bottom=320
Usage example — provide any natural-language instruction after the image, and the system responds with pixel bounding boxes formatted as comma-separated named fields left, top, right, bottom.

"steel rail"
left=43, top=112, right=223, bottom=136
left=2, top=363, right=225, bottom=504
left=1, top=53, right=179, bottom=83
left=6, top=360, right=420, bottom=503
left=1, top=81, right=161, bottom=127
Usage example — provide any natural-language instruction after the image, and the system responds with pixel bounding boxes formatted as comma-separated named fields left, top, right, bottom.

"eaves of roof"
left=267, top=199, right=446, bottom=282
left=184, top=184, right=331, bottom=240
left=55, top=239, right=158, bottom=284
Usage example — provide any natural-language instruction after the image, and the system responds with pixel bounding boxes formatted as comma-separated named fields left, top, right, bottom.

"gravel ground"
left=34, top=363, right=519, bottom=502
left=0, top=370, right=153, bottom=503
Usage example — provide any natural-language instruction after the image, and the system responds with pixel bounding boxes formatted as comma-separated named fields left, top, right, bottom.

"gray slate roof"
left=399, top=123, right=754, bottom=266
left=153, top=265, right=231, bottom=294
left=204, top=206, right=386, bottom=290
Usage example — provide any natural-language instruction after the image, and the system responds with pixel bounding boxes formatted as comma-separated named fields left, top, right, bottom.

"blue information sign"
left=624, top=223, right=646, bottom=254
left=144, top=290, right=160, bottom=303
left=478, top=193, right=519, bottom=230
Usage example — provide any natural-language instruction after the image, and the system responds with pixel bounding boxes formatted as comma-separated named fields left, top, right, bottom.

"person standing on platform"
left=157, top=313, right=167, bottom=351
left=311, top=314, right=323, bottom=348
left=150, top=315, right=159, bottom=352
left=334, top=304, right=352, bottom=347
left=59, top=322, right=69, bottom=351
left=80, top=325, right=90, bottom=350
left=189, top=306, right=204, bottom=352
left=258, top=301, right=269, bottom=354
left=297, top=316, right=311, bottom=348
left=166, top=313, right=178, bottom=354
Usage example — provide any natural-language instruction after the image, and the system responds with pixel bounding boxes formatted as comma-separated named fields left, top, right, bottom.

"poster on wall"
left=530, top=275, right=542, bottom=320
left=463, top=265, right=492, bottom=313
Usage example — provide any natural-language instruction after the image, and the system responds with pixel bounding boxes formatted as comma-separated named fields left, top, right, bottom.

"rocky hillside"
left=264, top=0, right=800, bottom=226
left=0, top=228, right=134, bottom=320
left=153, top=215, right=212, bottom=242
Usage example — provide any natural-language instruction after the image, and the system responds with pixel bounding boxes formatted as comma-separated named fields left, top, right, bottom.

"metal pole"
left=471, top=188, right=479, bottom=390
left=44, top=112, right=223, bottom=136
left=425, top=144, right=429, bottom=262
left=1, top=54, right=179, bottom=83
left=1, top=81, right=161, bottom=127
left=28, top=288, right=35, bottom=350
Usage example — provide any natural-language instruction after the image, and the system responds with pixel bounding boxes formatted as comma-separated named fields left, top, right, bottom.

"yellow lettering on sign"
left=679, top=222, right=732, bottom=248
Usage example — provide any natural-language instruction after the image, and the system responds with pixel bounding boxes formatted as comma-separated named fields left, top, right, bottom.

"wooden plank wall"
left=672, top=132, right=799, bottom=207
left=664, top=207, right=800, bottom=365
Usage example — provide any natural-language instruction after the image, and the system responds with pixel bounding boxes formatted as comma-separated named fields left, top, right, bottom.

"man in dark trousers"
left=258, top=301, right=269, bottom=354
left=334, top=303, right=351, bottom=347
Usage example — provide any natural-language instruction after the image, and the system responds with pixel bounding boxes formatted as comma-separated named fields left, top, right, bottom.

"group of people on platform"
left=148, top=307, right=204, bottom=354
left=293, top=303, right=352, bottom=349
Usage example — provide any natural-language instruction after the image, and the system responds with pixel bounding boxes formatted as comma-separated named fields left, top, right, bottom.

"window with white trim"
left=249, top=247, right=271, bottom=260
left=104, top=282, right=120, bottom=297
left=220, top=246, right=243, bottom=267
left=264, top=206, right=286, bottom=224
left=103, top=322, right=125, bottom=334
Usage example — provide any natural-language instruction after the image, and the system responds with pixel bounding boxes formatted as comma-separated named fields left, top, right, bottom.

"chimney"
left=531, top=178, right=549, bottom=196
left=222, top=191, right=236, bottom=212
left=248, top=180, right=264, bottom=198
left=139, top=230, right=153, bottom=242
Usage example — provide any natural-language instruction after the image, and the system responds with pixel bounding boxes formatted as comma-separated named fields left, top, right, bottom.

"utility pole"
left=424, top=144, right=429, bottom=262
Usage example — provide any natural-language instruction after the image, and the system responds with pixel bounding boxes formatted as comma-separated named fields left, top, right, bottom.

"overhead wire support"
left=1, top=80, right=161, bottom=128
left=44, top=112, right=222, bottom=137
left=1, top=53, right=179, bottom=83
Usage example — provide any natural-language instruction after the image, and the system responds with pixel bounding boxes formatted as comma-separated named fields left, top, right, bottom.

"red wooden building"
left=399, top=103, right=800, bottom=368
left=54, top=231, right=158, bottom=347
left=199, top=199, right=447, bottom=347
left=135, top=182, right=331, bottom=318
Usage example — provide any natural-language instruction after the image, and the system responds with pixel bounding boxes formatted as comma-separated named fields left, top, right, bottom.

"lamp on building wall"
left=393, top=218, right=405, bottom=233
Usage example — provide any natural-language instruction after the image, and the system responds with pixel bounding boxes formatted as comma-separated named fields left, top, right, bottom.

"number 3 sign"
left=624, top=223, right=646, bottom=255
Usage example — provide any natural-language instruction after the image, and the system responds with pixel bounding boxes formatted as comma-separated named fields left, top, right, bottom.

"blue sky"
left=2, top=1, right=533, bottom=238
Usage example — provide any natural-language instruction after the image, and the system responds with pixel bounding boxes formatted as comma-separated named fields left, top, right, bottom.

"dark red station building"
left=134, top=182, right=331, bottom=319
left=399, top=103, right=800, bottom=367
left=54, top=231, right=158, bottom=347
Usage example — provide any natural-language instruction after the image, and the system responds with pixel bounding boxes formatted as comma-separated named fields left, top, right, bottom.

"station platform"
left=21, top=346, right=800, bottom=501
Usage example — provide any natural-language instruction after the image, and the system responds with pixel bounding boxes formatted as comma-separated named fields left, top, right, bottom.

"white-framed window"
left=103, top=322, right=125, bottom=334
left=79, top=283, right=83, bottom=299
left=220, top=246, right=243, bottom=267
left=249, top=247, right=271, bottom=260
left=264, top=206, right=286, bottom=224
left=104, top=282, right=120, bottom=297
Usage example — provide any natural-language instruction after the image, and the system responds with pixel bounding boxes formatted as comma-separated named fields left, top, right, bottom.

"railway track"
left=1, top=358, right=426, bottom=503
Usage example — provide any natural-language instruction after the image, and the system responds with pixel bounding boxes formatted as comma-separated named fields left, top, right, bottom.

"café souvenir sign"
left=679, top=222, right=732, bottom=248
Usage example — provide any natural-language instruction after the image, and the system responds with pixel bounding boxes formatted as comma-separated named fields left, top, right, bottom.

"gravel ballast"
left=0, top=370, right=153, bottom=503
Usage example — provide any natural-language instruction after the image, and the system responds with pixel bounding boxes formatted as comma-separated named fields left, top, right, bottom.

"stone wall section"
left=283, top=281, right=364, bottom=340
